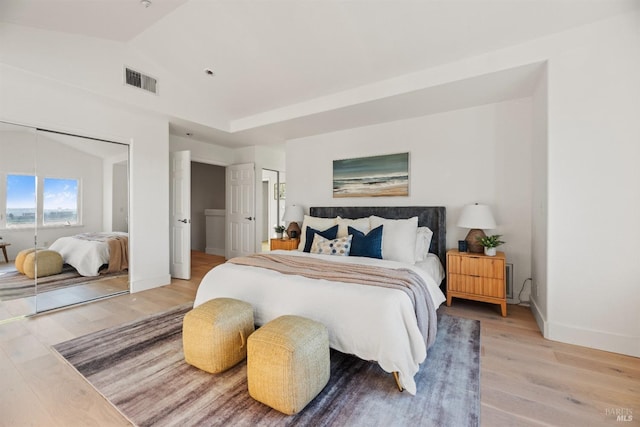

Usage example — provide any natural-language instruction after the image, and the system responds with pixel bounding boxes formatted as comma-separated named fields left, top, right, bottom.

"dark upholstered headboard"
left=309, top=206, right=447, bottom=269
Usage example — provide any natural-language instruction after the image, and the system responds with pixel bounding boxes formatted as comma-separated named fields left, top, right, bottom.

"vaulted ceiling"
left=1, top=0, right=637, bottom=146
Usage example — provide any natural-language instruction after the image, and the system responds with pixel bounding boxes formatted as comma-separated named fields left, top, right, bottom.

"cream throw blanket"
left=229, top=253, right=437, bottom=348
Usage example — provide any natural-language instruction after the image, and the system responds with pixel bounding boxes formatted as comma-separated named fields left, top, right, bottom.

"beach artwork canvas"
left=333, top=153, right=409, bottom=198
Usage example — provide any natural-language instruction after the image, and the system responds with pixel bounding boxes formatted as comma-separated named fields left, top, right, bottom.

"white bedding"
left=194, top=250, right=446, bottom=395
left=48, top=232, right=127, bottom=277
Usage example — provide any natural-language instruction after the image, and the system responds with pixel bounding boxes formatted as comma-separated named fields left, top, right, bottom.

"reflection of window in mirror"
left=5, top=175, right=81, bottom=228
left=43, top=178, right=80, bottom=226
left=5, top=174, right=37, bottom=228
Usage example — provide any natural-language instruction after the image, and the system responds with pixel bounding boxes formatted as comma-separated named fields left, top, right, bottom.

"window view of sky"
left=43, top=178, right=78, bottom=210
left=6, top=175, right=36, bottom=209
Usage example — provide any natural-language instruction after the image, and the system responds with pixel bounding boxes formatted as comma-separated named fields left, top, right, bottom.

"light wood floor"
left=0, top=251, right=637, bottom=426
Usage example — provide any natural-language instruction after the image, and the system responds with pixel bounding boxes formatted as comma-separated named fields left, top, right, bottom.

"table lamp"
left=457, top=203, right=496, bottom=254
left=282, top=205, right=304, bottom=239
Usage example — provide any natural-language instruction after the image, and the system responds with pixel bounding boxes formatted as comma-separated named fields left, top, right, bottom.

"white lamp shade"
left=457, top=204, right=497, bottom=229
left=282, top=204, right=304, bottom=223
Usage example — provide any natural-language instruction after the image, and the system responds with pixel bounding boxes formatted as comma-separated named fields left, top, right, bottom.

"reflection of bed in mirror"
left=49, top=232, right=128, bottom=277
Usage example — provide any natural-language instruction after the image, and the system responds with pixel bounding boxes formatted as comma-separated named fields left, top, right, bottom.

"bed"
left=194, top=206, right=446, bottom=395
left=48, top=232, right=128, bottom=277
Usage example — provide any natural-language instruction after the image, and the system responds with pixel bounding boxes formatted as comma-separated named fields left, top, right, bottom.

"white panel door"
left=170, top=150, right=191, bottom=279
left=226, top=163, right=255, bottom=259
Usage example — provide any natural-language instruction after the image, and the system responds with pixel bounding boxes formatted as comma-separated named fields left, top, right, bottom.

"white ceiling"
left=1, top=0, right=637, bottom=146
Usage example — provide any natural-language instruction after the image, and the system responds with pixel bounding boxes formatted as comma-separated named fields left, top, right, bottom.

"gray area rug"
left=54, top=304, right=480, bottom=427
left=0, top=265, right=127, bottom=301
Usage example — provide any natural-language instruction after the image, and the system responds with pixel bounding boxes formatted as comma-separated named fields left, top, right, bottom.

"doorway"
left=261, top=169, right=285, bottom=252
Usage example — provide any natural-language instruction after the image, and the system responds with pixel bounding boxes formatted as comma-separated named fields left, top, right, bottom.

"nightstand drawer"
left=448, top=273, right=505, bottom=298
left=449, top=255, right=504, bottom=279
left=270, top=238, right=300, bottom=251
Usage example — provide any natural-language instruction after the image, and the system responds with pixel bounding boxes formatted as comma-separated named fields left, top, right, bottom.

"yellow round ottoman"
left=15, top=248, right=37, bottom=274
left=23, top=249, right=63, bottom=279
left=247, top=315, right=330, bottom=415
left=182, top=298, right=255, bottom=374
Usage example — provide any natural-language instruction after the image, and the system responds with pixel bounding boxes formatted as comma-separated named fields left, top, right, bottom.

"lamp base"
left=286, top=222, right=301, bottom=239
left=465, top=229, right=486, bottom=254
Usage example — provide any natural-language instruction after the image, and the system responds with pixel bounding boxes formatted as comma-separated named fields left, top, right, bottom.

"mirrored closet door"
left=0, top=121, right=130, bottom=321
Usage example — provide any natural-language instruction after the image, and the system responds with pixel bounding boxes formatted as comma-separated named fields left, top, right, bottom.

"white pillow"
left=414, top=226, right=434, bottom=262
left=369, top=215, right=419, bottom=264
left=310, top=233, right=352, bottom=256
left=336, top=216, right=370, bottom=238
left=298, top=215, right=338, bottom=251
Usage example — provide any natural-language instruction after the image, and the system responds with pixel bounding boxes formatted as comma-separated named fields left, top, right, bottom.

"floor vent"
left=124, top=67, right=157, bottom=94
left=506, top=263, right=513, bottom=299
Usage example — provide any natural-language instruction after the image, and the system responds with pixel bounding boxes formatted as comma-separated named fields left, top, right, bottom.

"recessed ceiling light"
left=140, top=0, right=152, bottom=8
left=204, top=68, right=215, bottom=76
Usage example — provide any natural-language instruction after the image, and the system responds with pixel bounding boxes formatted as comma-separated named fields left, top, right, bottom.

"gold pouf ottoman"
left=247, top=315, right=330, bottom=415
left=182, top=298, right=255, bottom=374
left=23, top=250, right=63, bottom=279
left=15, top=248, right=37, bottom=274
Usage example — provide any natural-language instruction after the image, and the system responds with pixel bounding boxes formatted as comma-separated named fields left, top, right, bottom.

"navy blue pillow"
left=303, top=224, right=339, bottom=252
left=348, top=225, right=383, bottom=259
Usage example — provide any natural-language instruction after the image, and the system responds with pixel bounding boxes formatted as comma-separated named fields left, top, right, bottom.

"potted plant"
left=478, top=234, right=504, bottom=256
left=274, top=225, right=285, bottom=239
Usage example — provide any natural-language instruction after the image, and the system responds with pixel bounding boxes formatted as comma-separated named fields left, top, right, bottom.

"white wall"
left=530, top=65, right=549, bottom=326
left=286, top=99, right=534, bottom=299
left=544, top=18, right=640, bottom=356
left=170, top=135, right=235, bottom=166
left=0, top=64, right=171, bottom=293
left=111, top=162, right=129, bottom=232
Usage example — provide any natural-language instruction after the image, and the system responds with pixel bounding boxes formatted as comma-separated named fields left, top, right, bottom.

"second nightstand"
left=270, top=238, right=300, bottom=251
left=446, top=249, right=507, bottom=316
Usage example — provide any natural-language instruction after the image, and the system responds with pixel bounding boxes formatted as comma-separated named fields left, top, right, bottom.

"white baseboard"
left=530, top=296, right=639, bottom=357
left=130, top=273, right=171, bottom=293
left=205, top=247, right=225, bottom=256
left=529, top=296, right=547, bottom=336
left=546, top=320, right=640, bottom=358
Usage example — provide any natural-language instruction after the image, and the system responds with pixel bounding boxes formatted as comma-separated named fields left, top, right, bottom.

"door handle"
left=244, top=216, right=254, bottom=221
left=178, top=219, right=190, bottom=223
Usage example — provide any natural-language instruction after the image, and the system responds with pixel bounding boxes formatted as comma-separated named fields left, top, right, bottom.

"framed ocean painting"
left=333, top=152, right=409, bottom=198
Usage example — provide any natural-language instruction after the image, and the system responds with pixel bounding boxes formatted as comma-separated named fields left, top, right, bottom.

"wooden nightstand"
left=270, top=238, right=300, bottom=251
left=446, top=249, right=507, bottom=316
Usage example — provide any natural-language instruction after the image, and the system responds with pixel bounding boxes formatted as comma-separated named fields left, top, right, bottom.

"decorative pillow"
left=369, top=215, right=418, bottom=264
left=298, top=215, right=337, bottom=251
left=348, top=225, right=383, bottom=259
left=310, top=234, right=352, bottom=256
left=303, top=224, right=339, bottom=252
left=414, top=226, right=434, bottom=262
left=336, top=216, right=370, bottom=238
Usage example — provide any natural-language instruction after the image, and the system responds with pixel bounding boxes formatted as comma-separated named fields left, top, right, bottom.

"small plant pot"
left=484, top=247, right=497, bottom=256
left=276, top=232, right=283, bottom=239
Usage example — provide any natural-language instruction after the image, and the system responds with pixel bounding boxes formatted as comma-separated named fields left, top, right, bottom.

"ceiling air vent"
left=124, top=67, right=158, bottom=94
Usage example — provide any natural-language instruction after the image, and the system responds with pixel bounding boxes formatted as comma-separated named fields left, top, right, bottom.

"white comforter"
left=194, top=250, right=446, bottom=395
left=48, top=232, right=127, bottom=277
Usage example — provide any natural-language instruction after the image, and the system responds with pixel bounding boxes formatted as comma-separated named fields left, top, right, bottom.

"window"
left=6, top=174, right=36, bottom=227
left=4, top=174, right=80, bottom=228
left=43, top=178, right=79, bottom=225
